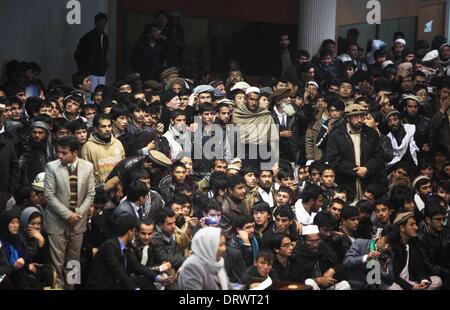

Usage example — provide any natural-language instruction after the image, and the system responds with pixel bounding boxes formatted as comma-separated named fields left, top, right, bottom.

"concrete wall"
left=0, top=0, right=117, bottom=87
left=336, top=0, right=421, bottom=26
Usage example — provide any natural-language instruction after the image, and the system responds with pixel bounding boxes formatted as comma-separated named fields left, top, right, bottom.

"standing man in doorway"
left=74, top=12, right=109, bottom=92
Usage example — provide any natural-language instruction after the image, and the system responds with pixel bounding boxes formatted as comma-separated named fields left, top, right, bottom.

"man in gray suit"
left=343, top=226, right=397, bottom=290
left=44, top=136, right=95, bottom=289
left=112, top=180, right=148, bottom=223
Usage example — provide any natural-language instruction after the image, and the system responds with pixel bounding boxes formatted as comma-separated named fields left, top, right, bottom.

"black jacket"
left=131, top=39, right=167, bottom=81
left=265, top=46, right=296, bottom=77
left=333, top=233, right=354, bottom=262
left=227, top=236, right=257, bottom=268
left=158, top=176, right=197, bottom=205
left=106, top=156, right=149, bottom=192
left=224, top=247, right=249, bottom=285
left=18, top=137, right=54, bottom=186
left=129, top=242, right=157, bottom=269
left=0, top=134, right=19, bottom=210
left=4, top=120, right=25, bottom=156
left=418, top=225, right=450, bottom=284
left=74, top=29, right=109, bottom=76
left=403, top=114, right=433, bottom=150
left=86, top=238, right=156, bottom=290
left=290, top=241, right=346, bottom=286
left=271, top=103, right=314, bottom=164
left=392, top=239, right=431, bottom=290
left=261, top=222, right=299, bottom=250
left=272, top=257, right=295, bottom=282
left=152, top=229, right=185, bottom=270
left=0, top=240, right=11, bottom=280
left=326, top=123, right=384, bottom=200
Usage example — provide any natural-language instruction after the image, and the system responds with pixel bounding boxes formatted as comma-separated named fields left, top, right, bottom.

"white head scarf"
left=191, top=227, right=229, bottom=289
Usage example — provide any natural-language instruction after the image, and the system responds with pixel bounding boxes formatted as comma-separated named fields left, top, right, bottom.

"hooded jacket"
left=0, top=209, right=26, bottom=269
left=81, top=133, right=125, bottom=185
left=19, top=207, right=51, bottom=270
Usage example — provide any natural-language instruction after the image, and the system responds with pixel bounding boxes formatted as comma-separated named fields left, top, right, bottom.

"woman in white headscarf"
left=177, top=227, right=229, bottom=290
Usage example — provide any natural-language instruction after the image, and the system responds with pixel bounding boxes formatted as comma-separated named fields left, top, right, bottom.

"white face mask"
left=281, top=103, right=296, bottom=117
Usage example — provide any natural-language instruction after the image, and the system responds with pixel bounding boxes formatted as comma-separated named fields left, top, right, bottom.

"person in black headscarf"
left=0, top=208, right=27, bottom=289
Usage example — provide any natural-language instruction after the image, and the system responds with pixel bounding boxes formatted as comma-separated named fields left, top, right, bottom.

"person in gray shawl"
left=177, top=227, right=229, bottom=290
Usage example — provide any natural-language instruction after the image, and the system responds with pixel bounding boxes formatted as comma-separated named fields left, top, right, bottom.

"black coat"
left=261, top=222, right=299, bottom=250
left=333, top=233, right=354, bottom=262
left=224, top=246, right=249, bottom=285
left=326, top=123, right=384, bottom=200
left=272, top=258, right=295, bottom=282
left=0, top=240, right=11, bottom=279
left=290, top=241, right=346, bottom=286
left=265, top=46, right=296, bottom=77
left=130, top=242, right=157, bottom=269
left=392, top=239, right=431, bottom=290
left=271, top=103, right=314, bottom=164
left=74, top=29, right=109, bottom=76
left=403, top=114, right=433, bottom=150
left=18, top=138, right=54, bottom=187
left=86, top=238, right=156, bottom=290
left=131, top=39, right=167, bottom=81
left=0, top=135, right=19, bottom=210
left=227, top=236, right=257, bottom=268
left=4, top=120, right=25, bottom=156
left=152, top=230, right=185, bottom=270
left=418, top=225, right=450, bottom=285
left=106, top=156, right=148, bottom=192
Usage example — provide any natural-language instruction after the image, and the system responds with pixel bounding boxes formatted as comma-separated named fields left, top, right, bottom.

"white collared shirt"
left=258, top=187, right=275, bottom=208
left=131, top=201, right=141, bottom=218
left=0, top=126, right=4, bottom=134
left=67, top=157, right=79, bottom=172
left=294, top=199, right=317, bottom=225
left=273, top=106, right=287, bottom=127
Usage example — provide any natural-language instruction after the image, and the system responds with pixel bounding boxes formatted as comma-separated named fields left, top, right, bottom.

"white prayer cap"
left=422, top=50, right=439, bottom=63
left=306, top=160, right=314, bottom=167
left=245, top=87, right=260, bottom=95
left=381, top=60, right=394, bottom=70
left=306, top=81, right=319, bottom=89
left=395, top=38, right=406, bottom=46
left=302, top=225, right=319, bottom=236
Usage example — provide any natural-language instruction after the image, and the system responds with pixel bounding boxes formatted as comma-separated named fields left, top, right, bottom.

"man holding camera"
left=343, top=226, right=396, bottom=290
